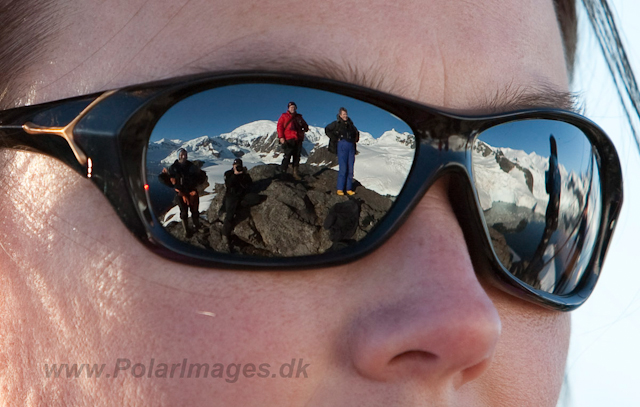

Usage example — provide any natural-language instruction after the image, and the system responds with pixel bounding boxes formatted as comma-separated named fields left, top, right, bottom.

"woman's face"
left=0, top=0, right=572, bottom=405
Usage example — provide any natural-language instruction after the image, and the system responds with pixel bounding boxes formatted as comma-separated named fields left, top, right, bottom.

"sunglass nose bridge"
left=414, top=129, right=474, bottom=167
left=397, top=134, right=475, bottom=216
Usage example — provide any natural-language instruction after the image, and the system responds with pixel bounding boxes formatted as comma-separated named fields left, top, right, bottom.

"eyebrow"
left=215, top=55, right=583, bottom=115
left=479, top=82, right=581, bottom=114
left=0, top=0, right=62, bottom=109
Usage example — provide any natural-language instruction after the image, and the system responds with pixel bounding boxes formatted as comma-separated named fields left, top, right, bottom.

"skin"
left=178, top=150, right=188, bottom=164
left=0, top=0, right=571, bottom=406
left=340, top=110, right=349, bottom=121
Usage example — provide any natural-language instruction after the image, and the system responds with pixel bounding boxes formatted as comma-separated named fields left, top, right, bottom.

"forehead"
left=6, top=0, right=568, bottom=111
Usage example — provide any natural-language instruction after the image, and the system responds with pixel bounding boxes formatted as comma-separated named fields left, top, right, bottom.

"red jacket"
left=277, top=112, right=309, bottom=141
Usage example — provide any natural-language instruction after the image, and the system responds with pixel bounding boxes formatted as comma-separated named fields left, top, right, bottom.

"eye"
left=145, top=83, right=416, bottom=257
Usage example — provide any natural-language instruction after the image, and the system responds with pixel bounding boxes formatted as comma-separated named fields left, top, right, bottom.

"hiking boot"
left=337, top=190, right=344, bottom=196
left=192, top=214, right=201, bottom=230
left=293, top=167, right=301, bottom=180
left=346, top=190, right=356, bottom=196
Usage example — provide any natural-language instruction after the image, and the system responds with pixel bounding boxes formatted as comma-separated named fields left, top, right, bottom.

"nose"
left=347, top=178, right=501, bottom=388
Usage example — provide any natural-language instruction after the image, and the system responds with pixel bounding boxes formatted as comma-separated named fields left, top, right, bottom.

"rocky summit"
left=165, top=163, right=394, bottom=256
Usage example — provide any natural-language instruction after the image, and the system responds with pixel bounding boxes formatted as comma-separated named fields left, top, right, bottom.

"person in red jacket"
left=277, top=101, right=309, bottom=180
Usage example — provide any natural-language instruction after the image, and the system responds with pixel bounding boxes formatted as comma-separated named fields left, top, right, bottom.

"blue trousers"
left=337, top=139, right=356, bottom=191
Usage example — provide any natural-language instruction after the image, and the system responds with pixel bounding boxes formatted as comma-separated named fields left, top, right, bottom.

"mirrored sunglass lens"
left=145, top=84, right=416, bottom=257
left=472, top=119, right=602, bottom=295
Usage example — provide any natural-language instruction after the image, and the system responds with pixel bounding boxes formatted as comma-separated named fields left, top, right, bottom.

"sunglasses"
left=0, top=72, right=622, bottom=311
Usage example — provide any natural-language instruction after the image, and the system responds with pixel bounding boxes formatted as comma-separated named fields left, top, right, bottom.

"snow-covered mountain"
left=146, top=138, right=184, bottom=163
left=377, top=130, right=416, bottom=148
left=473, top=139, right=592, bottom=222
left=149, top=120, right=416, bottom=196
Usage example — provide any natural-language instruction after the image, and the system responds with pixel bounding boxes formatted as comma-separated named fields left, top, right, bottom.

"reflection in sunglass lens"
left=472, top=120, right=602, bottom=295
left=145, top=84, right=416, bottom=257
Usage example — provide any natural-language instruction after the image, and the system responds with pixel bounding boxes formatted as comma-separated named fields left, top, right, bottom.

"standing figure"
left=277, top=101, right=309, bottom=180
left=325, top=107, right=359, bottom=195
left=221, top=158, right=253, bottom=237
left=544, top=135, right=562, bottom=236
left=518, top=135, right=562, bottom=287
left=159, top=148, right=207, bottom=238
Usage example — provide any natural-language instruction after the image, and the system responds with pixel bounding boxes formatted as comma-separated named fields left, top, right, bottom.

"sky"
left=150, top=83, right=412, bottom=142
left=561, top=1, right=640, bottom=406
left=479, top=120, right=594, bottom=174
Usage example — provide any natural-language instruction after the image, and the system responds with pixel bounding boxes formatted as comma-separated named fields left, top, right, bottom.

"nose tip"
left=349, top=291, right=501, bottom=387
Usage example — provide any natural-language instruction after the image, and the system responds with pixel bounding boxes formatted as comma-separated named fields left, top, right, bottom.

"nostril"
left=390, top=350, right=438, bottom=366
left=386, top=344, right=495, bottom=389
left=388, top=351, right=440, bottom=377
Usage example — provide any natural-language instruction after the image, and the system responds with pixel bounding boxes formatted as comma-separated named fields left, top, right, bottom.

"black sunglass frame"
left=0, top=71, right=623, bottom=311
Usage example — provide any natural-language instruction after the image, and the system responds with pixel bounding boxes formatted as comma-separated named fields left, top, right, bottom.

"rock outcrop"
left=305, top=146, right=339, bottom=167
left=165, top=163, right=394, bottom=256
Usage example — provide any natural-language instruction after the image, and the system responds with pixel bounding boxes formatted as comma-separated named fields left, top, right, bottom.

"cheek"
left=0, top=152, right=331, bottom=404
left=86, top=267, right=346, bottom=405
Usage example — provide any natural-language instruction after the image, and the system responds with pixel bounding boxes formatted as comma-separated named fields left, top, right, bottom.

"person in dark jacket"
left=544, top=135, right=562, bottom=234
left=277, top=101, right=309, bottom=180
left=325, top=107, right=359, bottom=195
left=159, top=148, right=207, bottom=237
left=221, top=158, right=253, bottom=236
